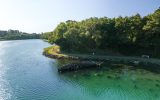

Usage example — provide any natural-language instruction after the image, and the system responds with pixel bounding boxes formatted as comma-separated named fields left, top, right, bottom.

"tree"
left=43, top=8, right=160, bottom=57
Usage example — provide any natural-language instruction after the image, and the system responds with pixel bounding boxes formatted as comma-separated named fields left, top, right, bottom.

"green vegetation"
left=42, top=8, right=160, bottom=58
left=43, top=45, right=68, bottom=58
left=43, top=45, right=160, bottom=74
left=0, top=29, right=40, bottom=40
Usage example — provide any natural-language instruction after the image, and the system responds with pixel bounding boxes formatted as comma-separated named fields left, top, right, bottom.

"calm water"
left=0, top=40, right=160, bottom=100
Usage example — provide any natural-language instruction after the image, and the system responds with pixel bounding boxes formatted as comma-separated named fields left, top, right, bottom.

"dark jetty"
left=58, top=61, right=100, bottom=73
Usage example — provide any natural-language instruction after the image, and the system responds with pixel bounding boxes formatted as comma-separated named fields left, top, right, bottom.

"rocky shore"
left=43, top=46, right=160, bottom=73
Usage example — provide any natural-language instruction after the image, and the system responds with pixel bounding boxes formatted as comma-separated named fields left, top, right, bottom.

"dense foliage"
left=0, top=29, right=40, bottom=40
left=42, top=8, right=160, bottom=57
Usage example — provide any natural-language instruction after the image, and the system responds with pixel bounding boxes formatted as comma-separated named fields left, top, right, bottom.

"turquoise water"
left=0, top=40, right=160, bottom=100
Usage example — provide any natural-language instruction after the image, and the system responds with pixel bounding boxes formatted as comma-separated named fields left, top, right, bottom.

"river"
left=0, top=40, right=160, bottom=100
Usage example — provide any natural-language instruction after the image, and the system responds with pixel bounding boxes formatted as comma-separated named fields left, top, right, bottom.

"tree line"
left=42, top=8, right=160, bottom=58
left=0, top=29, right=40, bottom=40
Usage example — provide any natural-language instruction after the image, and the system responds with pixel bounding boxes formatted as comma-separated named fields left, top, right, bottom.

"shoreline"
left=43, top=46, right=160, bottom=73
left=0, top=39, right=40, bottom=41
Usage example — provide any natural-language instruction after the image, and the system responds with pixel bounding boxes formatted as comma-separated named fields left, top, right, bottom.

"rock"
left=155, top=84, right=160, bottom=87
left=134, top=85, right=138, bottom=89
left=141, top=55, right=149, bottom=59
left=115, top=76, right=121, bottom=80
left=155, top=94, right=159, bottom=98
left=133, top=61, right=140, bottom=65
left=149, top=88, right=153, bottom=91
left=58, top=61, right=98, bottom=73
left=94, top=73, right=98, bottom=76
left=107, top=76, right=112, bottom=79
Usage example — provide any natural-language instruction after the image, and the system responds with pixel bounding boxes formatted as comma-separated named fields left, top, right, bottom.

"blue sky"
left=0, top=0, right=159, bottom=33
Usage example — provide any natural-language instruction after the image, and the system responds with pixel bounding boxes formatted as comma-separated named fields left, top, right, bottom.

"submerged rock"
left=94, top=73, right=98, bottom=76
left=155, top=84, right=160, bottom=87
left=115, top=75, right=121, bottom=80
left=134, top=85, right=138, bottom=89
left=94, top=73, right=103, bottom=77
left=107, top=75, right=112, bottom=79
left=83, top=73, right=91, bottom=77
left=149, top=88, right=154, bottom=92
left=58, top=61, right=99, bottom=73
left=155, top=94, right=159, bottom=98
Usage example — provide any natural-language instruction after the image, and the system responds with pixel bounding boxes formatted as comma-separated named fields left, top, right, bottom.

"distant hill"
left=0, top=29, right=41, bottom=40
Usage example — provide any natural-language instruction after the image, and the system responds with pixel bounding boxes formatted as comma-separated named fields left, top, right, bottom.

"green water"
left=0, top=40, right=160, bottom=100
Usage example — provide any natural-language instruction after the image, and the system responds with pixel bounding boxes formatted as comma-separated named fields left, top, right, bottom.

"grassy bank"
left=43, top=45, right=160, bottom=73
left=43, top=45, right=69, bottom=59
left=43, top=45, right=160, bottom=65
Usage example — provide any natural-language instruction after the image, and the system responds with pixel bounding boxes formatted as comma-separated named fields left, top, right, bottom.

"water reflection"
left=0, top=41, right=12, bottom=100
left=0, top=40, right=160, bottom=100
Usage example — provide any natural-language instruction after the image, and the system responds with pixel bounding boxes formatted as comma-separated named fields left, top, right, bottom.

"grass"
left=43, top=45, right=160, bottom=66
left=44, top=45, right=68, bottom=58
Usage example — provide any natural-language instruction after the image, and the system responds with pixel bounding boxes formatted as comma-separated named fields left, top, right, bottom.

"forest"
left=43, top=8, right=160, bottom=57
left=0, top=29, right=40, bottom=40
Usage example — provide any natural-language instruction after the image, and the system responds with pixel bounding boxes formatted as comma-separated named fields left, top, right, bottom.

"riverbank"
left=43, top=45, right=160, bottom=73
left=1, top=39, right=160, bottom=100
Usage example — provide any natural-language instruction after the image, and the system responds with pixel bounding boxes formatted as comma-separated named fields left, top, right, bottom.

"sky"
left=0, top=0, right=160, bottom=33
